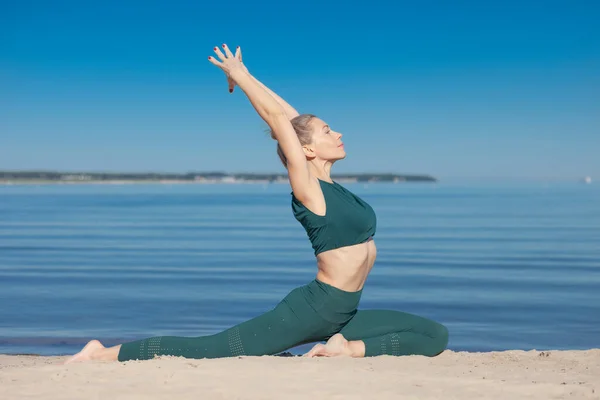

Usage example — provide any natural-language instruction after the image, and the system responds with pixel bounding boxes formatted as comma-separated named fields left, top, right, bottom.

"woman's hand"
left=228, top=46, right=250, bottom=93
left=208, top=44, right=248, bottom=93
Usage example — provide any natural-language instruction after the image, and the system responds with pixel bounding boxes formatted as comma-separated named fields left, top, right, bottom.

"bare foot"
left=304, top=333, right=354, bottom=358
left=63, top=340, right=105, bottom=365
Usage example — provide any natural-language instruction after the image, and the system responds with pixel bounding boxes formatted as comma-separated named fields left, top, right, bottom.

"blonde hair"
left=270, top=114, right=316, bottom=167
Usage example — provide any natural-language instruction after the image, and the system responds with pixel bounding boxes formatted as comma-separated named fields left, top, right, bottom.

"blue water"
left=1, top=182, right=599, bottom=356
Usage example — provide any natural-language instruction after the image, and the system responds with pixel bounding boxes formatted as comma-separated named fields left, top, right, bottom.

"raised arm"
left=208, top=44, right=313, bottom=198
left=250, top=75, right=299, bottom=120
left=227, top=46, right=299, bottom=121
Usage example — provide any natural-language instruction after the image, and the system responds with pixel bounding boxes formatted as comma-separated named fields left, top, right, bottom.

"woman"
left=65, top=44, right=448, bottom=363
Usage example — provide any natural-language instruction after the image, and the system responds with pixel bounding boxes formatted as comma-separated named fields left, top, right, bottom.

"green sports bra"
left=291, top=179, right=377, bottom=255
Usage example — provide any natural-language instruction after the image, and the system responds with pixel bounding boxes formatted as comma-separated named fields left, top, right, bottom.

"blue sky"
left=1, top=0, right=599, bottom=179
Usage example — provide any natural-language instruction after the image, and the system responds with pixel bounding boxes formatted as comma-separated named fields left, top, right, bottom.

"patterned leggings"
left=118, top=279, right=449, bottom=361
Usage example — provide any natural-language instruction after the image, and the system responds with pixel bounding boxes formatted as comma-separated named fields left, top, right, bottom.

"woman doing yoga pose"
left=65, top=44, right=448, bottom=363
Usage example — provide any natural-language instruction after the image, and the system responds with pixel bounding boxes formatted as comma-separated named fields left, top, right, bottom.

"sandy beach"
left=1, top=349, right=598, bottom=399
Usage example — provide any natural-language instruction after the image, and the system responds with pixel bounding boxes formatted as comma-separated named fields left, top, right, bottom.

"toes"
left=63, top=340, right=105, bottom=364
left=304, top=343, right=326, bottom=358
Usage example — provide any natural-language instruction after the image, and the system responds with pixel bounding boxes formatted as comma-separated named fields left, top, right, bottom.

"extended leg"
left=112, top=282, right=348, bottom=362
left=65, top=284, right=330, bottom=363
left=116, top=294, right=320, bottom=361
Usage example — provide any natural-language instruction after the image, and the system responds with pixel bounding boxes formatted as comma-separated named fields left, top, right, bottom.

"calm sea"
left=1, top=181, right=599, bottom=356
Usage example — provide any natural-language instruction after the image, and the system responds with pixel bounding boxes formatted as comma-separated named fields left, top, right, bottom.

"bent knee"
left=429, top=322, right=449, bottom=356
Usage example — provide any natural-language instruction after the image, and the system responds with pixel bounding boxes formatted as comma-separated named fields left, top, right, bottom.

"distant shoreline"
left=0, top=180, right=288, bottom=185
left=0, top=171, right=437, bottom=185
left=0, top=180, right=435, bottom=185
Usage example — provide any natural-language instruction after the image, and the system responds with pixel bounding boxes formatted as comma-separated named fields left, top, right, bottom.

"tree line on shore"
left=0, top=171, right=437, bottom=182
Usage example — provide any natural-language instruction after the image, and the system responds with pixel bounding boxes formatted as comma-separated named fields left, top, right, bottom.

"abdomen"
left=315, top=237, right=377, bottom=292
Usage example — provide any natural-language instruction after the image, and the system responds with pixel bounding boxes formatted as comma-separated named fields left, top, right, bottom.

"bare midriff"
left=315, top=237, right=377, bottom=292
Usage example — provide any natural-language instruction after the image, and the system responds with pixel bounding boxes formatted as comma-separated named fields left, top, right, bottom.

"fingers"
left=227, top=76, right=235, bottom=93
left=213, top=46, right=226, bottom=61
left=222, top=43, right=234, bottom=58
left=207, top=55, right=222, bottom=67
left=207, top=44, right=240, bottom=82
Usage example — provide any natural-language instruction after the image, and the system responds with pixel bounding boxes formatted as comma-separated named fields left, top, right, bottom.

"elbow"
left=260, top=98, right=286, bottom=120
left=266, top=107, right=287, bottom=120
left=266, top=110, right=289, bottom=130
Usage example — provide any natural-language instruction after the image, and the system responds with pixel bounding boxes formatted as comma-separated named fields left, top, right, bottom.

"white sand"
left=1, top=349, right=598, bottom=399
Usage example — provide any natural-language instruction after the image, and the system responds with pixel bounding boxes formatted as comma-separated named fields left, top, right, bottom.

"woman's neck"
left=308, top=160, right=334, bottom=183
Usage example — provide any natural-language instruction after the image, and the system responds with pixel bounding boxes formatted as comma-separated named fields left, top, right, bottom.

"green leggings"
left=118, top=279, right=449, bottom=361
